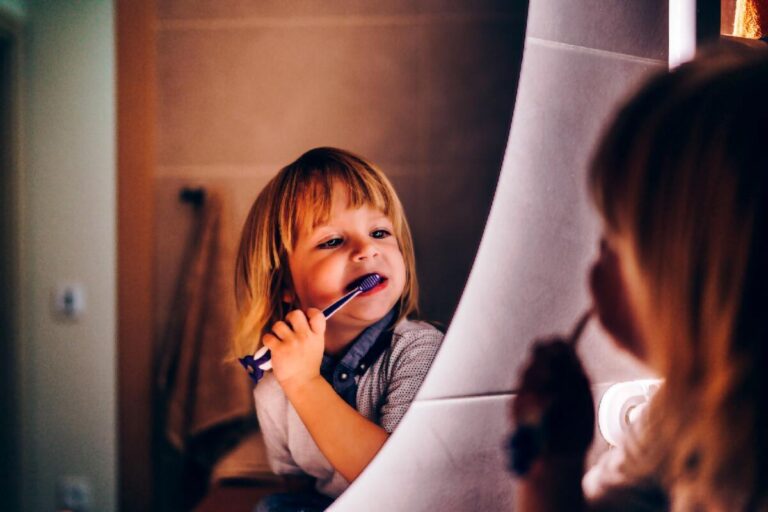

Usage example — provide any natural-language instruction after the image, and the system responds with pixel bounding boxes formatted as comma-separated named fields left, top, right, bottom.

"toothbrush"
left=239, top=273, right=383, bottom=384
left=507, top=308, right=593, bottom=475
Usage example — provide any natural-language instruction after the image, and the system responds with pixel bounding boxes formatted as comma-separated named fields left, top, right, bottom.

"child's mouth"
left=358, top=278, right=388, bottom=296
left=346, top=273, right=388, bottom=294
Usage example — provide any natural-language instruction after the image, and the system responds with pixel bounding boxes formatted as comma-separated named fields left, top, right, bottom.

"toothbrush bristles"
left=358, top=273, right=382, bottom=292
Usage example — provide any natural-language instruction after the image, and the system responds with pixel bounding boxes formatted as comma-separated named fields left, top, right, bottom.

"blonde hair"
left=589, top=47, right=768, bottom=510
left=233, top=147, right=419, bottom=358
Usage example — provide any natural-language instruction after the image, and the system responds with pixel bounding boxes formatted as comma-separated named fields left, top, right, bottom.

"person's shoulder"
left=390, top=318, right=444, bottom=351
left=372, top=319, right=443, bottom=390
left=394, top=318, right=443, bottom=336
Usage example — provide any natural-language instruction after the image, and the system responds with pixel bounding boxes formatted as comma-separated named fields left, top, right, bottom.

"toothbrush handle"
left=322, top=288, right=361, bottom=318
left=242, top=287, right=362, bottom=383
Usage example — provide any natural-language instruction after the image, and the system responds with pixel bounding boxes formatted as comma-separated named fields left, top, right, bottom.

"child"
left=511, top=47, right=768, bottom=511
left=234, top=147, right=443, bottom=510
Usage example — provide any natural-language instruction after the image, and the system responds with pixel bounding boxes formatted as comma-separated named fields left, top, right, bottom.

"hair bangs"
left=279, top=153, right=399, bottom=254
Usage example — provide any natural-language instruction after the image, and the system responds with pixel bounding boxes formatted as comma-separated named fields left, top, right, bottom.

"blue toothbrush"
left=240, top=273, right=383, bottom=384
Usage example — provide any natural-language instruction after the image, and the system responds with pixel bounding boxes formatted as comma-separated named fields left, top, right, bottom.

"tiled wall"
left=335, top=1, right=667, bottom=510
left=153, top=1, right=527, bottom=343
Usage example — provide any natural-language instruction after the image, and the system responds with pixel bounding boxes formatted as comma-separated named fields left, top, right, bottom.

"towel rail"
left=179, top=187, right=205, bottom=206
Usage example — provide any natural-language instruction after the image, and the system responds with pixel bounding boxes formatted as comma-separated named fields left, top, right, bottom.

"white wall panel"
left=335, top=395, right=515, bottom=511
left=419, top=40, right=661, bottom=401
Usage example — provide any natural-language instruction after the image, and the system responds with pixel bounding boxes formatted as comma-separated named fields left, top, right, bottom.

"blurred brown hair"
left=589, top=46, right=768, bottom=510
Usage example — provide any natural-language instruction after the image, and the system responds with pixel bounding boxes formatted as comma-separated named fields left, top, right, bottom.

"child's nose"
left=352, top=239, right=379, bottom=261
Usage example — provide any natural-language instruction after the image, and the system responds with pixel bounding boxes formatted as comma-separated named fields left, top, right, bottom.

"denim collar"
left=320, top=308, right=397, bottom=406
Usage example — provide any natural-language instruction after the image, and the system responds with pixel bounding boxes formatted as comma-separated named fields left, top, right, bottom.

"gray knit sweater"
left=253, top=318, right=443, bottom=497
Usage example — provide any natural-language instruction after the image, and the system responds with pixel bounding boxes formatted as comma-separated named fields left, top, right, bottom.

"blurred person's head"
left=589, top=47, right=768, bottom=509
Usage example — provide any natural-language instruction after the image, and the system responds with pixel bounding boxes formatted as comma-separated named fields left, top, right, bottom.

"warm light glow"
left=734, top=0, right=768, bottom=38
left=669, top=0, right=697, bottom=69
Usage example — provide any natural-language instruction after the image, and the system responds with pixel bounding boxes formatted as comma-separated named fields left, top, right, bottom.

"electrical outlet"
left=51, top=282, right=86, bottom=321
left=56, top=476, right=92, bottom=512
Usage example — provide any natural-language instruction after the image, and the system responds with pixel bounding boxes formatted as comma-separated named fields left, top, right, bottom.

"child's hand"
left=509, top=339, right=595, bottom=476
left=262, top=308, right=326, bottom=393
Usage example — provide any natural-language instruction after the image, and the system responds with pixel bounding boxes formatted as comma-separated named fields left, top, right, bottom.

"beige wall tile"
left=157, top=0, right=421, bottom=20
left=418, top=0, right=525, bottom=15
left=421, top=18, right=524, bottom=162
left=404, top=163, right=500, bottom=325
left=154, top=175, right=272, bottom=337
left=157, top=26, right=421, bottom=167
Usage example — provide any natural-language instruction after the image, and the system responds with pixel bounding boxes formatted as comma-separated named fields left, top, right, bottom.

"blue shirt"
left=319, top=308, right=396, bottom=408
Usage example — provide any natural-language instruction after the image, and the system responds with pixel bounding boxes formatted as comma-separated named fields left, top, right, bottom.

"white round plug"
left=598, top=379, right=662, bottom=446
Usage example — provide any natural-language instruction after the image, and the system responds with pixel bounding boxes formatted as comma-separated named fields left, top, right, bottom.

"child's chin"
left=346, top=302, right=395, bottom=323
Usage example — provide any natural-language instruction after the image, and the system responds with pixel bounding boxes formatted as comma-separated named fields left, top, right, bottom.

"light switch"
left=52, top=282, right=86, bottom=321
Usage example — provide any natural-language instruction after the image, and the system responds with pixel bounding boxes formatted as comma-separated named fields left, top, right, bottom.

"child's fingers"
left=512, top=389, right=551, bottom=424
left=511, top=337, right=595, bottom=464
left=285, top=309, right=310, bottom=335
left=306, top=308, right=326, bottom=334
left=271, top=321, right=293, bottom=341
left=262, top=333, right=280, bottom=350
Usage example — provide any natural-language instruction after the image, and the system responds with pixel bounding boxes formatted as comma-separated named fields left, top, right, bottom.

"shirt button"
left=359, top=363, right=366, bottom=371
left=340, top=372, right=349, bottom=381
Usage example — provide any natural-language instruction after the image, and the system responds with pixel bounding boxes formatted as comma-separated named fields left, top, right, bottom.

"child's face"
left=589, top=230, right=650, bottom=364
left=285, top=183, right=406, bottom=334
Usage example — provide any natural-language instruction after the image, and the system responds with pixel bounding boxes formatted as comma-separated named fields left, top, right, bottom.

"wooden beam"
left=116, top=0, right=156, bottom=510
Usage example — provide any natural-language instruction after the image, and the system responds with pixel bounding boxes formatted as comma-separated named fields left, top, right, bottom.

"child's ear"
left=280, top=268, right=297, bottom=305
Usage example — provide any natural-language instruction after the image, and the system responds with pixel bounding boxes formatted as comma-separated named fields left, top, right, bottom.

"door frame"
left=0, top=10, right=21, bottom=512
left=116, top=1, right=156, bottom=510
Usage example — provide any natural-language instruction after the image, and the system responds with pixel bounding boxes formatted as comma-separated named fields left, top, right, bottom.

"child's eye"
left=371, top=229, right=391, bottom=239
left=318, top=237, right=343, bottom=249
